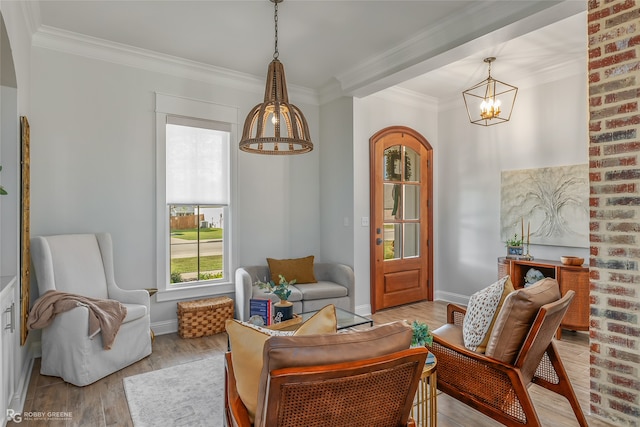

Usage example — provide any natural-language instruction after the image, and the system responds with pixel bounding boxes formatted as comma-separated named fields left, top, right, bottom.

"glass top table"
left=299, top=307, right=373, bottom=330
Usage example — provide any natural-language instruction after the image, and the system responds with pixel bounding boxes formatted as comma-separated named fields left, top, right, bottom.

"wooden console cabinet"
left=498, top=257, right=589, bottom=338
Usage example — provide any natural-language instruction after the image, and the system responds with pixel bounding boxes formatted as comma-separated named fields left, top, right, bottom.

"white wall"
left=0, top=0, right=34, bottom=415
left=29, top=46, right=320, bottom=324
left=319, top=97, right=354, bottom=265
left=436, top=72, right=589, bottom=303
left=353, top=90, right=439, bottom=314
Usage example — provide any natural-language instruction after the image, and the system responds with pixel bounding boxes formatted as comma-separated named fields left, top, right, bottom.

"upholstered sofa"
left=234, top=262, right=355, bottom=321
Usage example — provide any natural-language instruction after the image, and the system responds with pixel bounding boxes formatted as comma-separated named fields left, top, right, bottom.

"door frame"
left=369, top=126, right=434, bottom=313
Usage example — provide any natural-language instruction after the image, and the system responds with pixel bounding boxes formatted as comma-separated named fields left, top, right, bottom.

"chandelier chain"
left=273, top=1, right=279, bottom=60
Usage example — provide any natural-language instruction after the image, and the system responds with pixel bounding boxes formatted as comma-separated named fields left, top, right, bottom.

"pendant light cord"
left=273, top=1, right=279, bottom=60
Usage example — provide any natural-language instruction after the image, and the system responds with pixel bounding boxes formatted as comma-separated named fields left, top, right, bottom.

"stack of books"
left=249, top=298, right=272, bottom=325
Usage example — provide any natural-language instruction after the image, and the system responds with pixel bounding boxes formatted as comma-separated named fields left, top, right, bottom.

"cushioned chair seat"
left=250, top=282, right=304, bottom=303
left=429, top=323, right=465, bottom=349
left=294, top=281, right=349, bottom=300
left=30, top=233, right=152, bottom=386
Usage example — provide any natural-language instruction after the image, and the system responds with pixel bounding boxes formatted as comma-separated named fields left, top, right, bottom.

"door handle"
left=376, top=238, right=383, bottom=245
left=4, top=303, right=14, bottom=333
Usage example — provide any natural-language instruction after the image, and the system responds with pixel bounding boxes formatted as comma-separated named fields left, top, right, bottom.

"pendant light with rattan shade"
left=239, top=0, right=313, bottom=155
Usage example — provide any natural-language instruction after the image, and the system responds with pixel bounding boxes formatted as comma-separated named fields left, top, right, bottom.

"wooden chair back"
left=226, top=347, right=427, bottom=427
left=429, top=288, right=588, bottom=427
left=260, top=347, right=426, bottom=427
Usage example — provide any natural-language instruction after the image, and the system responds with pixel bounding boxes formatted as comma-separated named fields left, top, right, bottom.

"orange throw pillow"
left=267, top=255, right=317, bottom=284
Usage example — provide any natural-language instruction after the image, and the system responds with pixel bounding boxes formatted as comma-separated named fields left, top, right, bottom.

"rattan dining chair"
left=225, top=346, right=427, bottom=427
left=428, top=287, right=588, bottom=427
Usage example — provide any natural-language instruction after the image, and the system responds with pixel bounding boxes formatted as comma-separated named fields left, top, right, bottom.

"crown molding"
left=437, top=55, right=586, bottom=112
left=370, top=87, right=439, bottom=113
left=318, top=78, right=346, bottom=105
left=19, top=0, right=41, bottom=36
left=336, top=0, right=585, bottom=98
left=32, top=25, right=320, bottom=106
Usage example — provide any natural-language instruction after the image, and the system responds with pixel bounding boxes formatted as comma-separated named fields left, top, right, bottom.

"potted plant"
left=410, top=320, right=433, bottom=347
left=256, top=274, right=296, bottom=322
left=506, top=233, right=523, bottom=257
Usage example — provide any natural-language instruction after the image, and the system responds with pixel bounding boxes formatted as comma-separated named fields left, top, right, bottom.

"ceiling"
left=32, top=0, right=588, bottom=101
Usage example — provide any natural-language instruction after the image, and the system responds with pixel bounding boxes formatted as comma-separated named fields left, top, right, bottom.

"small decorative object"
left=505, top=233, right=523, bottom=257
left=522, top=219, right=534, bottom=260
left=410, top=320, right=433, bottom=347
left=524, top=268, right=545, bottom=286
left=256, top=274, right=296, bottom=322
left=560, top=256, right=584, bottom=266
left=248, top=315, right=266, bottom=327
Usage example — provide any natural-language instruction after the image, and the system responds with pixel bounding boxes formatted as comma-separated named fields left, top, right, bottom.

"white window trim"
left=155, top=93, right=238, bottom=302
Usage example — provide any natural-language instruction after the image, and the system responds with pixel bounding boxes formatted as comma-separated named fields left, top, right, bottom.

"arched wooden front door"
left=369, top=126, right=433, bottom=312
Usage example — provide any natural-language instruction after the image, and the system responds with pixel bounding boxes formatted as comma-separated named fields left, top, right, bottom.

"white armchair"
left=30, top=233, right=152, bottom=386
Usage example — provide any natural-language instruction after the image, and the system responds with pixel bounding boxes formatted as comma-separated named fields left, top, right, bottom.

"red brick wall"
left=589, top=0, right=640, bottom=424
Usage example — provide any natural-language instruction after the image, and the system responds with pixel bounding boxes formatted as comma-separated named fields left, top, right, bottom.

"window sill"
left=156, top=282, right=235, bottom=302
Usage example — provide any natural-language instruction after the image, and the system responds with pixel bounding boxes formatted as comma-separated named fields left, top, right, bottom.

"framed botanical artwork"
left=501, top=164, right=589, bottom=248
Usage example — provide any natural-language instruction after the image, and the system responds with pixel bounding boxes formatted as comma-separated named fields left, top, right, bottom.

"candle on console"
left=527, top=222, right=530, bottom=246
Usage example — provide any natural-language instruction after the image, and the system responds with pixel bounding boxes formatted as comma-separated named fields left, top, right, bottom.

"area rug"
left=123, top=356, right=224, bottom=427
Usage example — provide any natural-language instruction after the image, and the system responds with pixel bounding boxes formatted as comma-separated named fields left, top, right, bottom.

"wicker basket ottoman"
left=177, top=296, right=234, bottom=338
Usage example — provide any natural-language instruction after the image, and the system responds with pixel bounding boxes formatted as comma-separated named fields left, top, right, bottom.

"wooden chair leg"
left=509, top=370, right=542, bottom=427
left=534, top=343, right=589, bottom=427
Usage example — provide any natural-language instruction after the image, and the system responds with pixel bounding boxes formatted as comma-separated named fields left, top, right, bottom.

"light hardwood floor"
left=13, top=300, right=612, bottom=427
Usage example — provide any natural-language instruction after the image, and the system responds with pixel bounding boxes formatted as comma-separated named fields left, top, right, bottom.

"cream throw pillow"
left=226, top=304, right=337, bottom=422
left=462, top=275, right=514, bottom=353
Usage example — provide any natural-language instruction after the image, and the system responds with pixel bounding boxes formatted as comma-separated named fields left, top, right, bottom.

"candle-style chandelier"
left=239, top=0, right=313, bottom=155
left=462, top=57, right=518, bottom=126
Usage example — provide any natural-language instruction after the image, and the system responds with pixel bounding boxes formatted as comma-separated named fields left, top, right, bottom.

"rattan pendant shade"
left=239, top=59, right=313, bottom=155
left=239, top=0, right=313, bottom=155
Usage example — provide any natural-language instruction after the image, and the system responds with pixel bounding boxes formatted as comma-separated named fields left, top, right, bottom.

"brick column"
left=589, top=0, right=640, bottom=424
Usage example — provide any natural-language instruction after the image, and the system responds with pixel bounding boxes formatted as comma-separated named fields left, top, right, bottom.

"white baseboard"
left=10, top=342, right=39, bottom=416
left=151, top=319, right=178, bottom=336
left=435, top=290, right=469, bottom=306
left=354, top=304, right=372, bottom=317
left=30, top=341, right=41, bottom=358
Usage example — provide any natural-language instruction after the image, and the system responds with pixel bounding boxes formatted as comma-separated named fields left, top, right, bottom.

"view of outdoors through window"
left=170, top=205, right=224, bottom=283
left=383, top=145, right=420, bottom=260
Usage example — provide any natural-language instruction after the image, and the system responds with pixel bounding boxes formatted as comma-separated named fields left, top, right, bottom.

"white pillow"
left=463, top=275, right=513, bottom=352
left=237, top=321, right=295, bottom=336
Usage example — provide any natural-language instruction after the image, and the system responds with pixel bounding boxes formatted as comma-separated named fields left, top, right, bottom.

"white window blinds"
left=166, top=116, right=230, bottom=205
